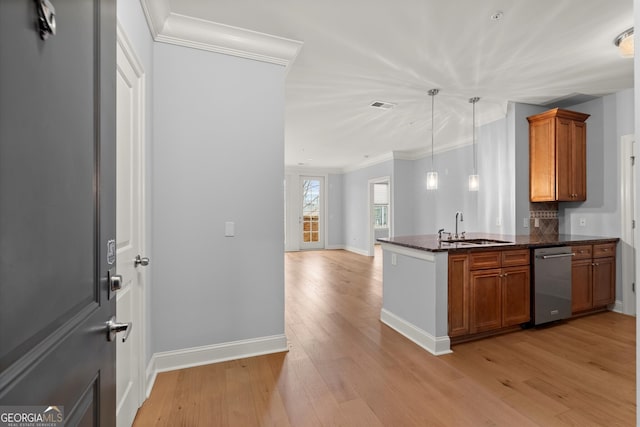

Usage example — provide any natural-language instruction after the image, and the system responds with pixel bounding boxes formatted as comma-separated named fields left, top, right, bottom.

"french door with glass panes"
left=300, top=176, right=324, bottom=249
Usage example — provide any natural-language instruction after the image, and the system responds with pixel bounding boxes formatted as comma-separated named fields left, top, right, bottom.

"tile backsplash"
left=529, top=202, right=559, bottom=237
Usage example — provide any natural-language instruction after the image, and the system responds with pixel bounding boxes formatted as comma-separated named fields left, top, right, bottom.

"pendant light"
left=468, top=97, right=480, bottom=192
left=426, top=89, right=439, bottom=190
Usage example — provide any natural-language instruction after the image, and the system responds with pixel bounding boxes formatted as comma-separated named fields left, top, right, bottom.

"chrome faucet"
left=455, top=211, right=464, bottom=239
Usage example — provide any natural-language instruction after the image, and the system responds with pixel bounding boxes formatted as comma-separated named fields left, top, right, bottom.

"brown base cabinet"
left=571, top=243, right=616, bottom=314
left=449, top=249, right=530, bottom=338
left=447, top=240, right=617, bottom=343
left=469, top=265, right=530, bottom=334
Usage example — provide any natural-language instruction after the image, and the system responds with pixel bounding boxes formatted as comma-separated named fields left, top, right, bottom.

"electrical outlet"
left=391, top=253, right=397, bottom=266
left=579, top=218, right=587, bottom=227
left=534, top=218, right=540, bottom=228
left=523, top=218, right=529, bottom=228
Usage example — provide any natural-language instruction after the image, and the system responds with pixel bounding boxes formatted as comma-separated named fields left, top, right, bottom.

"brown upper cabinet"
left=528, top=108, right=590, bottom=202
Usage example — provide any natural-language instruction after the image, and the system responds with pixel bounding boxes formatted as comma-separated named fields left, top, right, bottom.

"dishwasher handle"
left=538, top=253, right=575, bottom=260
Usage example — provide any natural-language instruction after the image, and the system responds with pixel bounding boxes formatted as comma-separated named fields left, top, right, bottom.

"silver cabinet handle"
left=134, top=255, right=150, bottom=267
left=106, top=316, right=132, bottom=342
left=539, top=253, right=575, bottom=259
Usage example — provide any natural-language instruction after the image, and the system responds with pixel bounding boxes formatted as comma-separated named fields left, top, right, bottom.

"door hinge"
left=633, top=282, right=635, bottom=293
left=633, top=219, right=636, bottom=229
left=631, top=156, right=636, bottom=166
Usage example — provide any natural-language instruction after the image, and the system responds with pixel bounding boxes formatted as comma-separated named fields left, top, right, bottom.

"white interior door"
left=300, top=176, right=324, bottom=249
left=116, top=28, right=146, bottom=427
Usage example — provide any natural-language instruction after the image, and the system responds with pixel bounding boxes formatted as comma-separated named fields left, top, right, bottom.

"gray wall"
left=342, top=160, right=393, bottom=252
left=477, top=115, right=515, bottom=235
left=412, top=146, right=478, bottom=235
left=152, top=43, right=285, bottom=352
left=327, top=173, right=344, bottom=247
left=117, top=0, right=155, bottom=365
left=392, top=159, right=415, bottom=237
left=513, top=103, right=547, bottom=234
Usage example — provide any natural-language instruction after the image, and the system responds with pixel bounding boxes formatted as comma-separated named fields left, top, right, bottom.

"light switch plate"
left=225, top=221, right=235, bottom=237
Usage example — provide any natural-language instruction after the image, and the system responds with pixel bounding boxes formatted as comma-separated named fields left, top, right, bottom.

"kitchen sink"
left=441, top=238, right=513, bottom=246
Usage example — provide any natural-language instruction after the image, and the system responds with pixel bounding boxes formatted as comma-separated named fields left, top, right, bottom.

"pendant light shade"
left=469, top=97, right=480, bottom=192
left=427, top=89, right=439, bottom=190
left=468, top=174, right=479, bottom=191
left=426, top=171, right=438, bottom=190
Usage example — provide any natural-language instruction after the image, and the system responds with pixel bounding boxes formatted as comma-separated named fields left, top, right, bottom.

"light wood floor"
left=133, top=248, right=636, bottom=426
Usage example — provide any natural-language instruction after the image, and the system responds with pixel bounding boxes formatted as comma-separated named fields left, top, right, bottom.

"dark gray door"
left=0, top=0, right=116, bottom=425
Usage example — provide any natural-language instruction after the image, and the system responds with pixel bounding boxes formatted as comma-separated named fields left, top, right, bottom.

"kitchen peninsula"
left=378, top=233, right=618, bottom=356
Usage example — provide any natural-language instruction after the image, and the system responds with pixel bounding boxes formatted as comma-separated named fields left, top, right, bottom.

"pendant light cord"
left=431, top=94, right=434, bottom=168
left=469, top=97, right=480, bottom=174
left=428, top=89, right=439, bottom=169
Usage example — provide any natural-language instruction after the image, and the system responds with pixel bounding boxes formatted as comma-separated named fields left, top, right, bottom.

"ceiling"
left=159, top=0, right=634, bottom=170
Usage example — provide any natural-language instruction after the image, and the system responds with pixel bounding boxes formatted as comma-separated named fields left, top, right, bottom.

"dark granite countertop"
left=377, top=232, right=619, bottom=253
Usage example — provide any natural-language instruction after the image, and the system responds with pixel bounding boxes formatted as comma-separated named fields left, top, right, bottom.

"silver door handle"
left=539, top=253, right=575, bottom=259
left=134, top=255, right=150, bottom=267
left=106, top=316, right=132, bottom=342
left=109, top=273, right=123, bottom=292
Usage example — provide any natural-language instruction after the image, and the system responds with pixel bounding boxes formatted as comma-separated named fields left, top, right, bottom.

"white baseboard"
left=145, top=334, right=288, bottom=396
left=325, top=244, right=345, bottom=250
left=380, top=309, right=451, bottom=356
left=612, top=300, right=624, bottom=313
left=145, top=357, right=157, bottom=398
left=344, top=245, right=370, bottom=257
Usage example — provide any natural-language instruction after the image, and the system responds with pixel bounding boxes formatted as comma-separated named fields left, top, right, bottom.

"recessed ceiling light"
left=370, top=101, right=396, bottom=110
left=490, top=11, right=503, bottom=21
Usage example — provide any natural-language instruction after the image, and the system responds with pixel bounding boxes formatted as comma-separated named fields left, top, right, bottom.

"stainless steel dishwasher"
left=533, top=246, right=574, bottom=325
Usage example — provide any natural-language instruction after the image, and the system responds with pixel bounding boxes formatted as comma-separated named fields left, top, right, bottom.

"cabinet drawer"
left=572, top=245, right=592, bottom=260
left=469, top=251, right=501, bottom=270
left=501, top=249, right=530, bottom=267
left=593, top=243, right=616, bottom=258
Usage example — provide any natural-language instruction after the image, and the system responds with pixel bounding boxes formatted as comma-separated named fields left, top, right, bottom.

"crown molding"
left=140, top=0, right=302, bottom=67
left=285, top=166, right=343, bottom=175
left=140, top=0, right=170, bottom=38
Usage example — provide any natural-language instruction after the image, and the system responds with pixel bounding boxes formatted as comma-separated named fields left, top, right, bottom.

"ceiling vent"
left=370, top=101, right=396, bottom=110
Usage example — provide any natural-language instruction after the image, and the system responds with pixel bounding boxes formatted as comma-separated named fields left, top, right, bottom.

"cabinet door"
left=469, top=269, right=502, bottom=333
left=593, top=257, right=615, bottom=307
left=448, top=254, right=469, bottom=337
left=571, top=121, right=587, bottom=201
left=572, top=259, right=593, bottom=313
left=502, top=266, right=530, bottom=326
left=529, top=118, right=556, bottom=202
left=556, top=118, right=573, bottom=201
